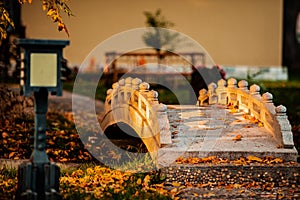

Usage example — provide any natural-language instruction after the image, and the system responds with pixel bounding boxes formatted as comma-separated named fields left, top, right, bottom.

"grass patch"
left=0, top=164, right=172, bottom=199
left=0, top=166, right=18, bottom=199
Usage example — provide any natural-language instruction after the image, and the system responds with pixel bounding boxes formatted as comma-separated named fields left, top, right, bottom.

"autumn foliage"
left=0, top=0, right=72, bottom=41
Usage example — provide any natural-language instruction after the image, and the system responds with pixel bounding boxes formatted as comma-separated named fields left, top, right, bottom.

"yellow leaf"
left=48, top=140, right=55, bottom=145
left=143, top=175, right=150, bottom=183
left=2, top=132, right=9, bottom=138
left=172, top=182, right=181, bottom=187
left=149, top=187, right=157, bottom=192
left=232, top=157, right=246, bottom=165
left=258, top=122, right=264, bottom=127
left=247, top=155, right=262, bottom=162
left=232, top=134, right=242, bottom=141
left=59, top=158, right=68, bottom=162
left=47, top=9, right=56, bottom=17
left=202, top=156, right=217, bottom=162
left=42, top=3, right=47, bottom=11
left=203, top=192, right=215, bottom=197
left=86, top=168, right=94, bottom=175
left=270, top=157, right=283, bottom=164
left=58, top=22, right=65, bottom=31
left=233, top=183, right=242, bottom=188
left=136, top=178, right=142, bottom=185
left=8, top=152, right=15, bottom=159
left=170, top=188, right=178, bottom=193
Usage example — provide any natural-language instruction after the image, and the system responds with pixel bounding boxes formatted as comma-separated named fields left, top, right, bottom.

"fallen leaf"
left=2, top=132, right=9, bottom=138
left=172, top=182, right=181, bottom=187
left=170, top=188, right=177, bottom=193
left=203, top=192, right=215, bottom=197
left=258, top=122, right=264, bottom=127
left=269, top=157, right=283, bottom=164
left=136, top=178, right=142, bottom=185
left=247, top=155, right=263, bottom=163
left=232, top=134, right=242, bottom=141
left=8, top=152, right=15, bottom=159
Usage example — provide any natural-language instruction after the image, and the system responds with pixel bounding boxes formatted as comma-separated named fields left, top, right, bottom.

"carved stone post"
left=237, top=80, right=249, bottom=112
left=275, top=105, right=294, bottom=149
left=227, top=78, right=237, bottom=106
left=262, top=92, right=275, bottom=115
left=198, top=89, right=209, bottom=106
left=216, top=79, right=227, bottom=105
left=208, top=82, right=218, bottom=104
left=261, top=92, right=276, bottom=135
left=147, top=90, right=159, bottom=105
left=153, top=103, right=172, bottom=145
left=124, top=77, right=132, bottom=101
left=132, top=78, right=142, bottom=90
left=249, top=84, right=261, bottom=117
left=125, top=77, right=132, bottom=87
left=249, top=84, right=261, bottom=99
left=118, top=79, right=125, bottom=103
left=139, top=82, right=150, bottom=98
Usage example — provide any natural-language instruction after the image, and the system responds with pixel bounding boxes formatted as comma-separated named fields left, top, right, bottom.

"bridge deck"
left=158, top=105, right=298, bottom=167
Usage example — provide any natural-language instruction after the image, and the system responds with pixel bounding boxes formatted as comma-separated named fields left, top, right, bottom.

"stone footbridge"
left=100, top=77, right=298, bottom=164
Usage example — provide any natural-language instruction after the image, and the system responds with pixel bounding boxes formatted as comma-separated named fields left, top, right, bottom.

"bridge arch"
left=100, top=77, right=171, bottom=156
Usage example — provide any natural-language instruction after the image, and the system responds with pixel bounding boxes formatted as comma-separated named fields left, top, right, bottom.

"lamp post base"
left=16, top=162, right=61, bottom=200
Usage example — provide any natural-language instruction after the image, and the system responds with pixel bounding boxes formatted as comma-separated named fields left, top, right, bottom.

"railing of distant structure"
left=198, top=77, right=295, bottom=149
left=104, top=51, right=206, bottom=74
left=101, top=77, right=172, bottom=153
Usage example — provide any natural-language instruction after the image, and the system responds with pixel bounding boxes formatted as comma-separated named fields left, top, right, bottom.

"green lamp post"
left=15, top=38, right=70, bottom=200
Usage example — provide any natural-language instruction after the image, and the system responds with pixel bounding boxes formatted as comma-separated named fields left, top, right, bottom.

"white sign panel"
left=30, top=53, right=57, bottom=87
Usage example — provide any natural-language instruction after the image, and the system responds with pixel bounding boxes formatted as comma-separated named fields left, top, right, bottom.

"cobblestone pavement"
left=161, top=163, right=300, bottom=199
left=171, top=186, right=300, bottom=199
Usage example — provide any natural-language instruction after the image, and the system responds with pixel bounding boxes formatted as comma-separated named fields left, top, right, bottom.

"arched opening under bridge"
left=104, top=122, right=148, bottom=153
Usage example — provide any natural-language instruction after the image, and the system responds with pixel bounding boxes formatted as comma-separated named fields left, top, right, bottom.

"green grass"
left=0, top=164, right=171, bottom=200
left=0, top=166, right=18, bottom=199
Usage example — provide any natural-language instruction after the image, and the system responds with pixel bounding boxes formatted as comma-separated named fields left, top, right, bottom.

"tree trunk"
left=282, top=0, right=300, bottom=74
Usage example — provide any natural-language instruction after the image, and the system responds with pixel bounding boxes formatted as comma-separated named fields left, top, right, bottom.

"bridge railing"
left=199, top=78, right=295, bottom=149
left=103, top=77, right=172, bottom=145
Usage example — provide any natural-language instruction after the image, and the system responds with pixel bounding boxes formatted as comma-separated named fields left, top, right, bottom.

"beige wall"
left=22, top=0, right=283, bottom=67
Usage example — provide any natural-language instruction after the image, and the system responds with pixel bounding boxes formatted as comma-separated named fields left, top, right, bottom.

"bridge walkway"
left=158, top=104, right=298, bottom=166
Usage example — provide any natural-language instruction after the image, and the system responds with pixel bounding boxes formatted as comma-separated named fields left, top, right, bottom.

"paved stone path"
left=48, top=90, right=104, bottom=113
